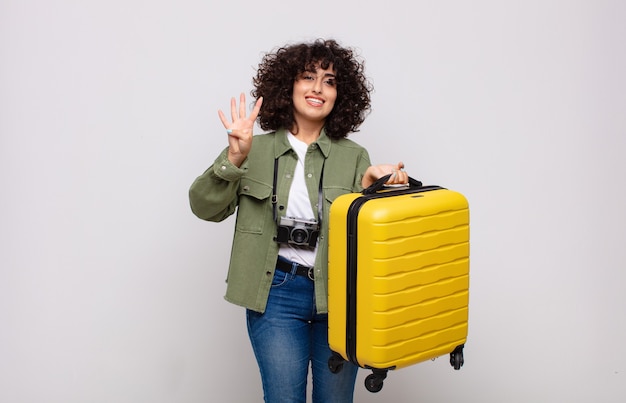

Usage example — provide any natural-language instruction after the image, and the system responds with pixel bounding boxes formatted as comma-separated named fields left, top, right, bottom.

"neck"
left=291, top=123, right=323, bottom=145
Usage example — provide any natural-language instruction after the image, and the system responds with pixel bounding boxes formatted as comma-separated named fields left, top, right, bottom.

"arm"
left=189, top=93, right=262, bottom=221
left=189, top=148, right=245, bottom=222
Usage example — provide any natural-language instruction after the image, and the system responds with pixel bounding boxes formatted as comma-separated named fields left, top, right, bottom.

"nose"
left=312, top=78, right=323, bottom=94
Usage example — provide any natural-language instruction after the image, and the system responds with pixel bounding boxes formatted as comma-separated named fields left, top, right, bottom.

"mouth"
left=305, top=96, right=324, bottom=107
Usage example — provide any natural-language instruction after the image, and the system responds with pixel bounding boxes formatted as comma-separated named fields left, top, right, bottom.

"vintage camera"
left=275, top=216, right=319, bottom=247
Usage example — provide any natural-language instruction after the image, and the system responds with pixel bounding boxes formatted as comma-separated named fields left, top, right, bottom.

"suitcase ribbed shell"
left=328, top=187, right=469, bottom=370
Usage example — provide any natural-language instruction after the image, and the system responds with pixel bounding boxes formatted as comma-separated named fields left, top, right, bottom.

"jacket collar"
left=273, top=128, right=331, bottom=159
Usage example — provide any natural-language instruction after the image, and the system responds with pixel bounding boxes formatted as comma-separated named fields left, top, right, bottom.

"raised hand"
left=218, top=93, right=263, bottom=167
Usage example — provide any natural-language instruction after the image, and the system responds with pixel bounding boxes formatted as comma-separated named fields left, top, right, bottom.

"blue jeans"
left=246, top=260, right=358, bottom=403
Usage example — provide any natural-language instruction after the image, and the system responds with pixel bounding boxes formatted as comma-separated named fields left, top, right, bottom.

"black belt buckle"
left=307, top=266, right=314, bottom=281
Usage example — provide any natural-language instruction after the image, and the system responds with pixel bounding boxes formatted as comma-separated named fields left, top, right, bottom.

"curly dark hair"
left=251, top=39, right=373, bottom=139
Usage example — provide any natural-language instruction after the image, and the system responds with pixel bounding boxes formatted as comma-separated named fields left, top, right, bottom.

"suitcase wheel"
left=365, top=369, right=388, bottom=393
left=328, top=353, right=345, bottom=374
left=449, top=344, right=465, bottom=370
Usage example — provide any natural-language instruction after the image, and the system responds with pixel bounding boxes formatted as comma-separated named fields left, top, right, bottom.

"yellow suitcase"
left=327, top=176, right=470, bottom=392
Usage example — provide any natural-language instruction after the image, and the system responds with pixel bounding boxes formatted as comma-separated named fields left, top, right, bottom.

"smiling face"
left=291, top=63, right=337, bottom=130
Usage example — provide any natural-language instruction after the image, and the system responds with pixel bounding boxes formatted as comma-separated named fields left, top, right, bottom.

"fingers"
left=219, top=93, right=262, bottom=130
left=386, top=162, right=408, bottom=184
left=397, top=169, right=408, bottom=184
left=395, top=161, right=408, bottom=183
left=218, top=109, right=229, bottom=127
left=239, top=93, right=246, bottom=120
left=217, top=93, right=259, bottom=166
left=227, top=93, right=247, bottom=122
left=229, top=96, right=238, bottom=122
left=249, top=97, right=263, bottom=121
left=231, top=93, right=250, bottom=121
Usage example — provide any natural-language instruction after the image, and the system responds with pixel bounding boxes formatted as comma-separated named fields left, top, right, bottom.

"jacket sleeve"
left=354, top=147, right=372, bottom=192
left=188, top=147, right=247, bottom=222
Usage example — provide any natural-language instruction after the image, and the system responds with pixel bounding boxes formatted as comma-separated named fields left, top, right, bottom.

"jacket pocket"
left=236, top=178, right=272, bottom=234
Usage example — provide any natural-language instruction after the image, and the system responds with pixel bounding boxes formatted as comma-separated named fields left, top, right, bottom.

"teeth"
left=307, top=98, right=323, bottom=105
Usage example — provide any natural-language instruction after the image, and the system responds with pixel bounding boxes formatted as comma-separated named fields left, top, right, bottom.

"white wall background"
left=2, top=0, right=625, bottom=402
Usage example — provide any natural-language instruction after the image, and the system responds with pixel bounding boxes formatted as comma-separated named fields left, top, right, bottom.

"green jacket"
left=189, top=128, right=371, bottom=313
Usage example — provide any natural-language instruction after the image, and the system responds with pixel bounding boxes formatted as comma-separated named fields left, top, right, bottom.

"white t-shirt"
left=278, top=132, right=318, bottom=267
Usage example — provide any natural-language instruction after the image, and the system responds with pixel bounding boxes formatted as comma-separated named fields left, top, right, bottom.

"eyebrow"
left=303, top=69, right=336, bottom=78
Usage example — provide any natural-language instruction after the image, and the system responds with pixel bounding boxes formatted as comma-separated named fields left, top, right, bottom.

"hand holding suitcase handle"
left=362, top=174, right=423, bottom=195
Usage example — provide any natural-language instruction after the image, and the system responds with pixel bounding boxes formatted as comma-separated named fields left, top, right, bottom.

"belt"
left=276, top=258, right=315, bottom=281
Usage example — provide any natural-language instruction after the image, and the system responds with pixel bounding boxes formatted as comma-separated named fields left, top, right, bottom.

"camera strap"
left=271, top=156, right=324, bottom=227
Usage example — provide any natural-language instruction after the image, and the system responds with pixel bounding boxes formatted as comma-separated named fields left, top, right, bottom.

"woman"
left=189, top=39, right=408, bottom=403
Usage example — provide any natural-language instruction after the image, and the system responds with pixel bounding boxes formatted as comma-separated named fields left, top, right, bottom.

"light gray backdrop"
left=1, top=0, right=625, bottom=402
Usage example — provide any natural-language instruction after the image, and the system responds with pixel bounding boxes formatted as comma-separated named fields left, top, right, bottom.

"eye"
left=324, top=78, right=336, bottom=86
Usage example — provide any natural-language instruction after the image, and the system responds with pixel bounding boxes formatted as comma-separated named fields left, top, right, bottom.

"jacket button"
left=243, top=186, right=250, bottom=192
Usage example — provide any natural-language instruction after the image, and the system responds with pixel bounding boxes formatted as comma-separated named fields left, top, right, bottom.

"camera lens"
left=291, top=228, right=308, bottom=244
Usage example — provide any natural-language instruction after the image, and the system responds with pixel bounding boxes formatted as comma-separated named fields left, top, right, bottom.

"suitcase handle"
left=362, top=174, right=423, bottom=195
